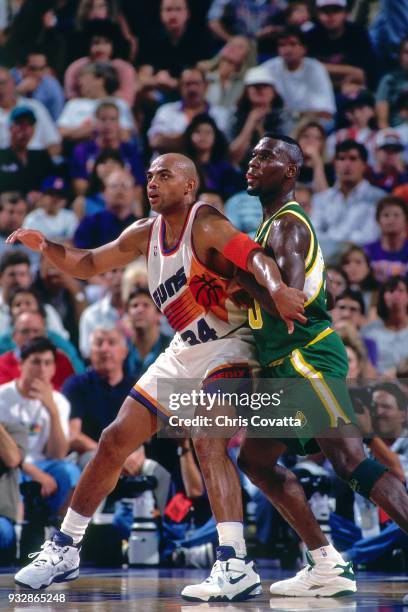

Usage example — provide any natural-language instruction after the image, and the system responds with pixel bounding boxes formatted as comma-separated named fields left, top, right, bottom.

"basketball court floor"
left=1, top=564, right=408, bottom=611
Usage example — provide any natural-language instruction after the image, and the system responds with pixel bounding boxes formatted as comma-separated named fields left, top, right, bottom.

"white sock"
left=310, top=543, right=343, bottom=564
left=61, top=508, right=91, bottom=545
left=217, top=522, right=246, bottom=558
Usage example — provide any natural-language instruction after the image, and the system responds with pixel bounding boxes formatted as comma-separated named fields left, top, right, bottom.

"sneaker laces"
left=28, top=540, right=68, bottom=566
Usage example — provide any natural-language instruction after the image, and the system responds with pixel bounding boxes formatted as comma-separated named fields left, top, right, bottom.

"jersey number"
left=180, top=318, right=218, bottom=346
left=249, top=300, right=263, bottom=330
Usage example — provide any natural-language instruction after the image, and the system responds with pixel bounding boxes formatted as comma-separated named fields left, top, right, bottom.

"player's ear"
left=185, top=177, right=197, bottom=195
left=286, top=163, right=297, bottom=179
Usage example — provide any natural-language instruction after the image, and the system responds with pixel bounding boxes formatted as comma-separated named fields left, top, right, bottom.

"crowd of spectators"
left=0, top=0, right=407, bottom=570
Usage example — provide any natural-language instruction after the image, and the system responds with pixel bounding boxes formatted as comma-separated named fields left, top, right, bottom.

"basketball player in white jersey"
left=9, top=154, right=306, bottom=601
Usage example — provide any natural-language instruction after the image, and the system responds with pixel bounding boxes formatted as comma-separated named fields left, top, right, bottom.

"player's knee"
left=330, top=449, right=365, bottom=482
left=98, top=424, right=127, bottom=465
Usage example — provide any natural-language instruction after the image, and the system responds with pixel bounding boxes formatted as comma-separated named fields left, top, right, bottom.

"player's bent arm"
left=195, top=207, right=283, bottom=291
left=267, top=215, right=310, bottom=290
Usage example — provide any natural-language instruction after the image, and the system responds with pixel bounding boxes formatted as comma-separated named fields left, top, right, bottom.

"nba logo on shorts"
left=153, top=245, right=158, bottom=257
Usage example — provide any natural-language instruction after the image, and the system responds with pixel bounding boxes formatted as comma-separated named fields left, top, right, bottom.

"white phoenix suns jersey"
left=147, top=202, right=252, bottom=347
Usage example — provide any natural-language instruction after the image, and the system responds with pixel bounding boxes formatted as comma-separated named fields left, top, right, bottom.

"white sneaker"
left=15, top=531, right=80, bottom=590
left=269, top=552, right=357, bottom=597
left=181, top=546, right=262, bottom=602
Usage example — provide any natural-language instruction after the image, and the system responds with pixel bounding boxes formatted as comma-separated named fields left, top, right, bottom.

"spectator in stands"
left=125, top=287, right=171, bottom=380
left=0, top=251, right=68, bottom=337
left=206, top=0, right=286, bottom=43
left=260, top=27, right=336, bottom=130
left=0, top=192, right=28, bottom=257
left=72, top=149, right=125, bottom=219
left=22, top=177, right=78, bottom=242
left=148, top=67, right=231, bottom=155
left=137, top=0, right=212, bottom=85
left=326, top=265, right=348, bottom=300
left=294, top=120, right=334, bottom=193
left=362, top=276, right=408, bottom=375
left=182, top=113, right=245, bottom=200
left=311, top=140, right=385, bottom=258
left=0, top=288, right=84, bottom=374
left=74, top=0, right=136, bottom=61
left=0, top=311, right=77, bottom=390
left=32, top=256, right=88, bottom=347
left=0, top=66, right=61, bottom=154
left=12, top=48, right=65, bottom=120
left=223, top=189, right=262, bottom=239
left=286, top=0, right=313, bottom=31
left=332, top=288, right=378, bottom=368
left=64, top=19, right=137, bottom=105
left=62, top=326, right=132, bottom=468
left=73, top=168, right=138, bottom=249
left=198, top=190, right=224, bottom=213
left=370, top=0, right=408, bottom=73
left=0, top=106, right=56, bottom=195
left=230, top=66, right=287, bottom=170
left=326, top=89, right=377, bottom=163
left=364, top=195, right=408, bottom=283
left=367, top=130, right=408, bottom=193
left=376, top=35, right=408, bottom=129
left=295, top=183, right=313, bottom=216
left=0, top=419, right=27, bottom=563
left=305, top=0, right=377, bottom=89
left=0, top=337, right=80, bottom=520
left=201, top=36, right=255, bottom=109
left=79, top=266, right=125, bottom=358
left=339, top=323, right=373, bottom=383
left=57, top=62, right=134, bottom=143
left=70, top=101, right=145, bottom=197
left=340, top=245, right=378, bottom=316
left=372, top=383, right=408, bottom=443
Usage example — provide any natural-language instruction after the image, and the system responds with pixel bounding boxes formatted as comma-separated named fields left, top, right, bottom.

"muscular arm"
left=195, top=206, right=306, bottom=329
left=7, top=219, right=153, bottom=280
left=233, top=215, right=310, bottom=316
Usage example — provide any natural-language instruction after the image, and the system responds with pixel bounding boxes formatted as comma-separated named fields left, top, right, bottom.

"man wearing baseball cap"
left=305, top=0, right=377, bottom=89
left=22, top=177, right=78, bottom=242
left=0, top=106, right=55, bottom=195
left=368, top=130, right=408, bottom=192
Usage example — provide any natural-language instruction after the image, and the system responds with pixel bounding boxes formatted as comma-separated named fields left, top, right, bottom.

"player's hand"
left=271, top=284, right=307, bottom=334
left=6, top=228, right=47, bottom=252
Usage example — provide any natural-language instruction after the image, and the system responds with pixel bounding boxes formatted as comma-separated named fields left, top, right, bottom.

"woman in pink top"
left=64, top=19, right=137, bottom=105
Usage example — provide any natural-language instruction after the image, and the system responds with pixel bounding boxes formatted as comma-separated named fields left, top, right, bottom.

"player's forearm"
left=43, top=240, right=96, bottom=280
left=247, top=251, right=284, bottom=295
left=235, top=268, right=279, bottom=317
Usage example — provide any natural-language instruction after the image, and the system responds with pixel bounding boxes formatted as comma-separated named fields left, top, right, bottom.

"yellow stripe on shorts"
left=290, top=349, right=351, bottom=428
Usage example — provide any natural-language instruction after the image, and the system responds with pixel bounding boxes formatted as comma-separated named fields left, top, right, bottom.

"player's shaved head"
left=155, top=153, right=199, bottom=183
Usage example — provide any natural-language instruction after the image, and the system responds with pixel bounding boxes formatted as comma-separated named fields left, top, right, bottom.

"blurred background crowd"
left=0, top=0, right=407, bottom=572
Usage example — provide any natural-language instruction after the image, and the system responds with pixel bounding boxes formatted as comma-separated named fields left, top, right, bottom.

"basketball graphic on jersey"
left=189, top=273, right=224, bottom=308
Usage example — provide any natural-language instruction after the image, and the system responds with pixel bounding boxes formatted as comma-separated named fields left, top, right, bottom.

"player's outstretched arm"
left=6, top=219, right=153, bottom=280
left=195, top=207, right=306, bottom=333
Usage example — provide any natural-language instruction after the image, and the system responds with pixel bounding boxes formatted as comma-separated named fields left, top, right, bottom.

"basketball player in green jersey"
left=235, top=134, right=408, bottom=597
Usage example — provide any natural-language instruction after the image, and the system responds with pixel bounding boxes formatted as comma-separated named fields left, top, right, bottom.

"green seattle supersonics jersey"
left=249, top=201, right=332, bottom=366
